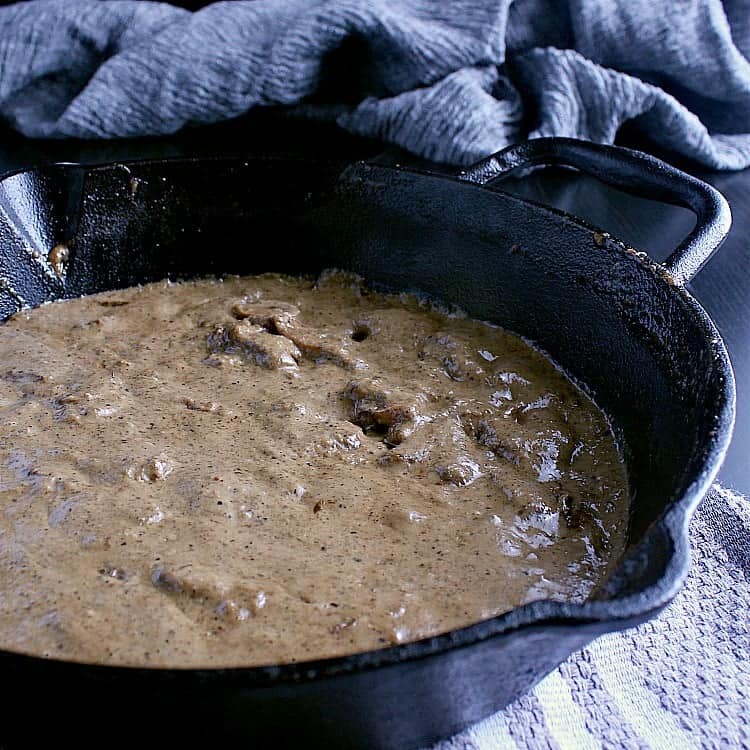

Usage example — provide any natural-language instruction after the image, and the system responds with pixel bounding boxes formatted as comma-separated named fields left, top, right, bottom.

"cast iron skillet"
left=0, top=138, right=735, bottom=749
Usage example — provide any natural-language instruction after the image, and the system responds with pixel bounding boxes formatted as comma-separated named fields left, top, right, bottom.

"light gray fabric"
left=1, top=0, right=750, bottom=167
left=429, top=484, right=750, bottom=750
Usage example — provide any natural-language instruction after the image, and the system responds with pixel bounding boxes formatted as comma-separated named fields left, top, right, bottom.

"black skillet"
left=0, top=138, right=735, bottom=749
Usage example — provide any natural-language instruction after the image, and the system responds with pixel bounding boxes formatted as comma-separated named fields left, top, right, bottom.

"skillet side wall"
left=0, top=619, right=630, bottom=749
left=321, top=164, right=728, bottom=545
left=0, top=157, right=729, bottom=748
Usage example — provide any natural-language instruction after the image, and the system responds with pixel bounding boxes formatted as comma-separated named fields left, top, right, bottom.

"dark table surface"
left=1, top=116, right=747, bottom=494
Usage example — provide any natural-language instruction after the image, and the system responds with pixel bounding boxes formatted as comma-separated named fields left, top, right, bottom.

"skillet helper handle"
left=459, top=137, right=732, bottom=286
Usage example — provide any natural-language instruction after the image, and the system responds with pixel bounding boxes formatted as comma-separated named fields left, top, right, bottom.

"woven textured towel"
left=1, top=0, right=750, bottom=168
left=429, top=484, right=750, bottom=750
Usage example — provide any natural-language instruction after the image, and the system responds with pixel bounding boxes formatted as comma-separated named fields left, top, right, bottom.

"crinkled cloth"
left=1, top=0, right=750, bottom=168
left=429, top=484, right=750, bottom=750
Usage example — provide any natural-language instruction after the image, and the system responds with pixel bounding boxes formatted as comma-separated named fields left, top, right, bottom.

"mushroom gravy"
left=0, top=271, right=628, bottom=667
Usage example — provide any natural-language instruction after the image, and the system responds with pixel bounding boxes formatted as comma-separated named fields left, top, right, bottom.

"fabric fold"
left=0, top=0, right=749, bottom=168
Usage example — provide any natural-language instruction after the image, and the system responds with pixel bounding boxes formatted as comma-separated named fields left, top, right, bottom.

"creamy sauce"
left=0, top=271, right=628, bottom=668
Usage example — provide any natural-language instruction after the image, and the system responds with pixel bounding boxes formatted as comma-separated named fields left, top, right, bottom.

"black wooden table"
left=1, top=117, right=747, bottom=493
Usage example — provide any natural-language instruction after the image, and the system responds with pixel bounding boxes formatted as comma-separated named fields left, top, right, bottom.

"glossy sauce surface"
left=0, top=272, right=628, bottom=667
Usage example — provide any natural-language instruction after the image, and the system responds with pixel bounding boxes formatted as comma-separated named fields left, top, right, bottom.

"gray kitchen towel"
left=429, top=484, right=750, bottom=750
left=1, top=0, right=750, bottom=168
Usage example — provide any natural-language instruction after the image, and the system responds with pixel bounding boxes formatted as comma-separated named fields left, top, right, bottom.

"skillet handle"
left=459, top=137, right=731, bottom=286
